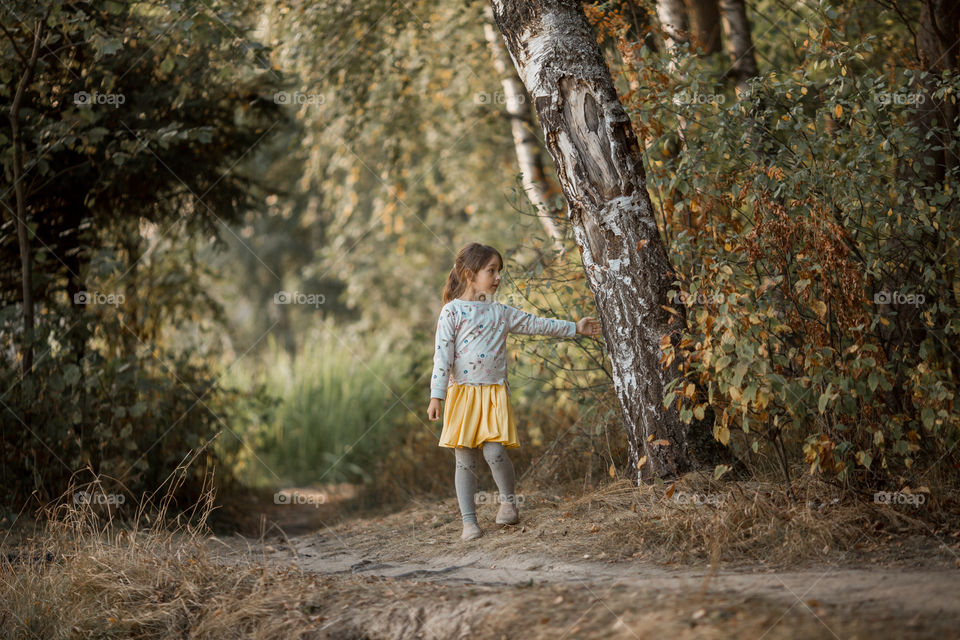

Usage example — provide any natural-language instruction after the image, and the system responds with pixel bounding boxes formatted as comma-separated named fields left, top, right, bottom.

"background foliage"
left=2, top=0, right=957, bottom=514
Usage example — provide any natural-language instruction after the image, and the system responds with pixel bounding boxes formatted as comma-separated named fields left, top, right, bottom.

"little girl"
left=426, top=242, right=602, bottom=541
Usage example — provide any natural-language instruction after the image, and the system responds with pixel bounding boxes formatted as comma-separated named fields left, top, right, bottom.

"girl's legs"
left=454, top=446, right=480, bottom=526
left=482, top=442, right=520, bottom=524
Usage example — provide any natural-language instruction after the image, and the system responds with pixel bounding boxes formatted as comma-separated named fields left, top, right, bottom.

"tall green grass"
left=220, top=320, right=416, bottom=487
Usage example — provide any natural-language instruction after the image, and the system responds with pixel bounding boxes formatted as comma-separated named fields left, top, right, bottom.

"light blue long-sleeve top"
left=430, top=297, right=577, bottom=400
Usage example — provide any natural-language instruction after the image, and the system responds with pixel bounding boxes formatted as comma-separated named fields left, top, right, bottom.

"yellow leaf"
left=636, top=455, right=647, bottom=469
left=813, top=300, right=827, bottom=319
left=609, top=463, right=616, bottom=478
left=834, top=104, right=843, bottom=118
left=716, top=424, right=730, bottom=445
left=665, top=484, right=676, bottom=499
left=755, top=388, right=770, bottom=410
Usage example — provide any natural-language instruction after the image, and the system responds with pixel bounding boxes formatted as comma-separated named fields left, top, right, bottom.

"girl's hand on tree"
left=427, top=397, right=442, bottom=421
left=576, top=316, right=602, bottom=336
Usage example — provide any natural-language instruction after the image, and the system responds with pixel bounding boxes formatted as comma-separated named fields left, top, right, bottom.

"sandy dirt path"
left=206, top=489, right=960, bottom=639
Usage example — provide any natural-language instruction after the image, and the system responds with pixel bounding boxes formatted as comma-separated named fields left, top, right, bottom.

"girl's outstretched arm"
left=576, top=316, right=602, bottom=336
left=503, top=304, right=577, bottom=338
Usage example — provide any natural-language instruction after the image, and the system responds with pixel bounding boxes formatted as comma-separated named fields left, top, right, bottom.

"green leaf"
left=868, top=370, right=882, bottom=392
left=663, top=391, right=676, bottom=410
left=63, top=364, right=81, bottom=386
left=714, top=355, right=732, bottom=372
left=732, top=362, right=749, bottom=387
left=818, top=383, right=833, bottom=414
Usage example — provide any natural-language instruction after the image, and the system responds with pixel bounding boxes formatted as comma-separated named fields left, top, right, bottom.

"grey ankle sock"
left=482, top=442, right=517, bottom=506
left=454, top=447, right=479, bottom=524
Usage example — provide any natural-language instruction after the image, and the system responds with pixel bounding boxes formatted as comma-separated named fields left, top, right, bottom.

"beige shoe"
left=495, top=500, right=519, bottom=525
left=461, top=522, right=483, bottom=541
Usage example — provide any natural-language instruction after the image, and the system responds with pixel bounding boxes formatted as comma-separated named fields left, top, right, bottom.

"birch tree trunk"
left=655, top=0, right=688, bottom=52
left=613, top=1, right=658, bottom=154
left=718, top=0, right=759, bottom=98
left=482, top=5, right=565, bottom=255
left=719, top=0, right=765, bottom=150
left=656, top=0, right=690, bottom=152
left=489, top=0, right=703, bottom=480
left=910, top=0, right=960, bottom=185
left=687, top=0, right=722, bottom=55
left=7, top=20, right=44, bottom=379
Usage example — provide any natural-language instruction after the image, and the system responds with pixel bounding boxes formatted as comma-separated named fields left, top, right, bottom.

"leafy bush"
left=598, top=3, right=960, bottom=487
left=0, top=312, right=236, bottom=509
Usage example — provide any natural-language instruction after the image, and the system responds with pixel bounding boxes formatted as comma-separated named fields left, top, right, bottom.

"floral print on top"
left=430, top=298, right=577, bottom=400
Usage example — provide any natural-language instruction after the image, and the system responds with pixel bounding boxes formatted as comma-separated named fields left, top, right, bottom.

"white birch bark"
left=490, top=0, right=702, bottom=480
left=483, top=5, right=565, bottom=255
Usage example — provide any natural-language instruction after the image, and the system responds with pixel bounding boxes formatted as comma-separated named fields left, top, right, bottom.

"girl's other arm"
left=428, top=397, right=442, bottom=421
left=429, top=307, right=456, bottom=409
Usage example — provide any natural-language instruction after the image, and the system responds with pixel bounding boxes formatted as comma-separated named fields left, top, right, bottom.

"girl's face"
left=469, top=255, right=502, bottom=295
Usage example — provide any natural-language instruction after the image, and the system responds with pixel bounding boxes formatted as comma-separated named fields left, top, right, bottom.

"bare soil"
left=206, top=484, right=960, bottom=639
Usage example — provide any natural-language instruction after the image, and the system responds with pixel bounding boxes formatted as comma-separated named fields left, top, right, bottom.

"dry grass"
left=553, top=470, right=960, bottom=566
left=0, top=460, right=346, bottom=639
left=3, top=456, right=958, bottom=639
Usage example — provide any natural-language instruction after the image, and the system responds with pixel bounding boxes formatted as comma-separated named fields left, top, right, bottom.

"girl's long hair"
left=442, top=243, right=503, bottom=305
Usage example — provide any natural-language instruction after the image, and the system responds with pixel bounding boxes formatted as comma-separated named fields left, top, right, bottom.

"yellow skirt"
left=439, top=382, right=519, bottom=449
